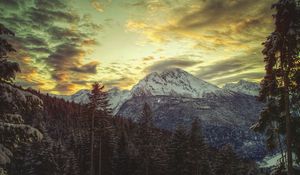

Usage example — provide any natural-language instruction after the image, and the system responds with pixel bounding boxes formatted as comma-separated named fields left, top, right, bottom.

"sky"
left=0, top=0, right=275, bottom=95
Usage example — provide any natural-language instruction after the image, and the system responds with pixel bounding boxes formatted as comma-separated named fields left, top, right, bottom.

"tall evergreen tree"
left=135, top=103, right=156, bottom=175
left=213, top=144, right=239, bottom=175
left=252, top=1, right=300, bottom=174
left=87, top=82, right=113, bottom=175
left=113, top=130, right=130, bottom=175
left=187, top=119, right=211, bottom=175
left=167, top=125, right=189, bottom=175
left=0, top=23, right=20, bottom=82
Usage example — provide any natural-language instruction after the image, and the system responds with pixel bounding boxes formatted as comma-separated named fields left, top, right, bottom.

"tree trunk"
left=146, top=160, right=149, bottom=175
left=99, top=136, right=102, bottom=175
left=282, top=45, right=293, bottom=175
left=285, top=71, right=293, bottom=175
left=90, top=110, right=95, bottom=175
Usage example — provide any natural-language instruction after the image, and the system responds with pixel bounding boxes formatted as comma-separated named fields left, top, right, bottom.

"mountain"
left=107, top=87, right=130, bottom=113
left=55, top=68, right=224, bottom=113
left=223, top=80, right=260, bottom=96
left=130, top=68, right=220, bottom=98
left=53, top=89, right=90, bottom=104
left=52, top=68, right=266, bottom=159
left=116, top=91, right=265, bottom=160
left=53, top=69, right=262, bottom=118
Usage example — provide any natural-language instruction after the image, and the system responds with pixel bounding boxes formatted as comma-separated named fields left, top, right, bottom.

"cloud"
left=69, top=61, right=99, bottom=74
left=53, top=83, right=76, bottom=93
left=144, top=57, right=202, bottom=73
left=213, top=72, right=264, bottom=85
left=196, top=49, right=264, bottom=84
left=16, top=80, right=44, bottom=88
left=104, top=76, right=136, bottom=89
left=1, top=0, right=101, bottom=93
left=91, top=0, right=104, bottom=12
left=24, top=35, right=48, bottom=46
left=143, top=56, right=155, bottom=62
left=0, top=0, right=27, bottom=9
left=47, top=43, right=84, bottom=71
left=126, top=0, right=274, bottom=51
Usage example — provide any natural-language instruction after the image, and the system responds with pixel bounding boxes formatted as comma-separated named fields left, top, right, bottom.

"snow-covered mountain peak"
left=223, top=80, right=260, bottom=96
left=130, top=68, right=220, bottom=98
left=68, top=89, right=90, bottom=103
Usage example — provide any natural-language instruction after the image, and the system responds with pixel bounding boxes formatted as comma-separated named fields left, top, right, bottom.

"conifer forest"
left=0, top=0, right=299, bottom=175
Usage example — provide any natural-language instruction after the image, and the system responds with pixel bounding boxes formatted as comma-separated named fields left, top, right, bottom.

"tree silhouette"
left=0, top=23, right=20, bottom=82
left=252, top=0, right=300, bottom=174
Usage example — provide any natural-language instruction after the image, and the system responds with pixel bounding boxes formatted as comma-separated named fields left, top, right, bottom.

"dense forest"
left=0, top=80, right=259, bottom=175
left=0, top=0, right=300, bottom=175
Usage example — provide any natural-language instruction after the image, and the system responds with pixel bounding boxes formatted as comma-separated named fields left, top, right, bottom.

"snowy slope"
left=53, top=68, right=221, bottom=112
left=54, top=87, right=130, bottom=114
left=107, top=87, right=130, bottom=113
left=130, top=68, right=220, bottom=98
left=53, top=69, right=261, bottom=114
left=223, top=80, right=260, bottom=96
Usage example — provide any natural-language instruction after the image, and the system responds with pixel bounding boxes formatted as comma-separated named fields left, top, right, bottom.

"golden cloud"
left=91, top=0, right=104, bottom=12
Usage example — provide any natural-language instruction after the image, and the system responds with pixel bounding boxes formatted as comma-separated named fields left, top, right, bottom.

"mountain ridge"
left=53, top=69, right=260, bottom=114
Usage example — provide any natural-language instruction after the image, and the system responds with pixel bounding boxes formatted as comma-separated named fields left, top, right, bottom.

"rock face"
left=117, top=92, right=262, bottom=129
left=116, top=92, right=265, bottom=160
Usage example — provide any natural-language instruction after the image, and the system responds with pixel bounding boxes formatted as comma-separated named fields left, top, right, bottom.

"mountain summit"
left=223, top=80, right=260, bottom=96
left=54, top=68, right=260, bottom=114
left=130, top=68, right=220, bottom=98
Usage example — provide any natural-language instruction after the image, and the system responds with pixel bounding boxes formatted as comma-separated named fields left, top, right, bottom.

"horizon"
left=55, top=68, right=259, bottom=96
left=1, top=0, right=274, bottom=95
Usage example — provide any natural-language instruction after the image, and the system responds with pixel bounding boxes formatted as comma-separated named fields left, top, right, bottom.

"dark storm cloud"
left=25, top=35, right=48, bottom=46
left=26, top=8, right=79, bottom=26
left=1, top=0, right=101, bottom=92
left=69, top=62, right=99, bottom=74
left=47, top=26, right=88, bottom=43
left=0, top=0, right=27, bottom=9
left=28, top=47, right=52, bottom=54
left=145, top=57, right=202, bottom=73
left=47, top=43, right=83, bottom=70
left=53, top=83, right=75, bottom=92
left=34, top=0, right=67, bottom=9
left=51, top=73, right=66, bottom=81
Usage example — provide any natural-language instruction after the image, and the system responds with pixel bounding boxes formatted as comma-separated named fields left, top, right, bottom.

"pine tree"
left=151, top=144, right=168, bottom=175
left=251, top=1, right=300, bottom=174
left=0, top=113, right=43, bottom=174
left=187, top=119, right=211, bottom=175
left=87, top=82, right=113, bottom=175
left=0, top=23, right=20, bottom=82
left=113, top=130, right=130, bottom=175
left=167, top=125, right=189, bottom=175
left=134, top=103, right=156, bottom=175
left=213, top=144, right=238, bottom=175
left=10, top=133, right=59, bottom=175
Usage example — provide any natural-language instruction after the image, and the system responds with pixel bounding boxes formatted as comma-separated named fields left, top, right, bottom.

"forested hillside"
left=1, top=82, right=259, bottom=175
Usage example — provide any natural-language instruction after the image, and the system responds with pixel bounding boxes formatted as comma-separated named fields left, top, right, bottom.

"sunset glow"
left=0, top=0, right=275, bottom=94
